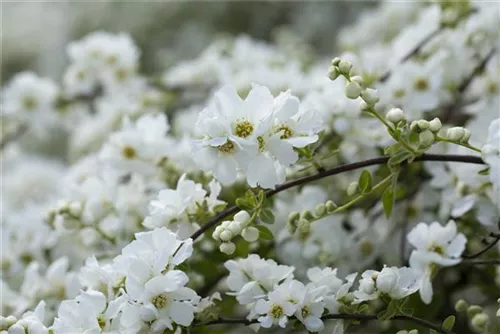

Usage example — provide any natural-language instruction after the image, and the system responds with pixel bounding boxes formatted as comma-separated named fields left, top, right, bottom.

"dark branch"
left=463, top=232, right=500, bottom=259
left=189, top=153, right=485, bottom=241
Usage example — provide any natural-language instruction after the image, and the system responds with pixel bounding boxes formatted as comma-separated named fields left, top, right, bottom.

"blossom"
left=481, top=118, right=500, bottom=209
left=254, top=280, right=301, bottom=328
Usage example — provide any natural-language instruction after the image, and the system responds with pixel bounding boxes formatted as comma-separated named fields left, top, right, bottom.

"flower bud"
left=219, top=230, right=233, bottom=242
left=301, top=210, right=315, bottom=221
left=467, top=305, right=483, bottom=318
left=410, top=121, right=419, bottom=132
left=408, top=330, right=419, bottom=334
left=361, top=88, right=380, bottom=106
left=360, top=278, right=375, bottom=294
left=429, top=118, right=442, bottom=132
left=447, top=127, right=466, bottom=141
left=228, top=221, right=243, bottom=234
left=347, top=182, right=359, bottom=196
left=242, top=226, right=259, bottom=242
left=234, top=211, right=251, bottom=224
left=219, top=242, right=236, bottom=255
left=461, top=129, right=471, bottom=142
left=419, top=130, right=435, bottom=147
left=386, top=108, right=405, bottom=123
left=331, top=57, right=341, bottom=66
left=351, top=75, right=364, bottom=85
left=376, top=268, right=398, bottom=294
left=221, top=220, right=231, bottom=228
left=314, top=204, right=326, bottom=217
left=338, top=60, right=353, bottom=75
left=7, top=324, right=25, bottom=334
left=328, top=66, right=340, bottom=81
left=297, top=218, right=311, bottom=234
left=212, top=226, right=223, bottom=240
left=417, top=120, right=429, bottom=130
left=345, top=81, right=362, bottom=99
left=1, top=315, right=17, bottom=328
left=471, top=313, right=489, bottom=330
left=455, top=299, right=468, bottom=312
left=360, top=101, right=370, bottom=112
left=325, top=200, right=338, bottom=212
left=288, top=211, right=300, bottom=225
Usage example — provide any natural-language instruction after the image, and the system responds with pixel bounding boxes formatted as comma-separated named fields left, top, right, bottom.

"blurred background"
left=1, top=1, right=374, bottom=83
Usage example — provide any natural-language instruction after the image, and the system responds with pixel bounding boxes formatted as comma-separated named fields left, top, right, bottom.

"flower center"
left=257, top=136, right=265, bottom=151
left=414, top=77, right=429, bottom=91
left=115, top=68, right=128, bottom=82
left=234, top=120, right=254, bottom=138
left=97, top=315, right=106, bottom=330
left=151, top=293, right=170, bottom=309
left=122, top=145, right=137, bottom=159
left=270, top=304, right=284, bottom=319
left=276, top=125, right=293, bottom=139
left=393, top=88, right=406, bottom=98
left=218, top=140, right=236, bottom=154
left=301, top=305, right=310, bottom=318
left=428, top=243, right=445, bottom=255
left=359, top=240, right=374, bottom=256
left=22, top=96, right=38, bottom=111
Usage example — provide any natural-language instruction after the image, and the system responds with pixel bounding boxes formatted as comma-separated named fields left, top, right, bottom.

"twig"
left=462, top=232, right=500, bottom=259
left=189, top=153, right=485, bottom=241
left=464, top=259, right=500, bottom=265
left=199, top=313, right=453, bottom=334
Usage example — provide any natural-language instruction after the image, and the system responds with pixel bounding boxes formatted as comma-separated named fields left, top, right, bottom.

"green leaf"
left=388, top=150, right=413, bottom=166
left=384, top=143, right=402, bottom=155
left=382, top=187, right=395, bottom=218
left=359, top=170, right=373, bottom=193
left=478, top=167, right=490, bottom=175
left=259, top=208, right=275, bottom=224
left=235, top=198, right=253, bottom=210
left=256, top=225, right=274, bottom=240
left=377, top=299, right=399, bottom=320
left=430, top=330, right=438, bottom=334
left=244, top=190, right=257, bottom=206
left=442, top=315, right=455, bottom=330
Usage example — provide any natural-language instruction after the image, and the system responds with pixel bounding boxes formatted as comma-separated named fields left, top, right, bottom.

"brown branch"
left=189, top=153, right=485, bottom=241
left=463, top=232, right=500, bottom=259
left=199, top=313, right=453, bottom=334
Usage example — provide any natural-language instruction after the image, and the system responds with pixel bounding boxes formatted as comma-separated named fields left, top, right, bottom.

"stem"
left=462, top=233, right=500, bottom=259
left=199, top=313, right=453, bottom=334
left=464, top=259, right=500, bottom=265
left=189, top=153, right=484, bottom=241
left=435, top=135, right=482, bottom=153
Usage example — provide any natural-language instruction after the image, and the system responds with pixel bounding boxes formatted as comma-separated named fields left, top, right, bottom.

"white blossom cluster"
left=1, top=1, right=500, bottom=334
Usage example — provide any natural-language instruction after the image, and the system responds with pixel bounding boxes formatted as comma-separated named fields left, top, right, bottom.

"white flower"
left=354, top=266, right=419, bottom=303
left=482, top=118, right=500, bottom=209
left=5, top=301, right=48, bottom=334
left=407, top=220, right=467, bottom=304
left=254, top=280, right=301, bottom=328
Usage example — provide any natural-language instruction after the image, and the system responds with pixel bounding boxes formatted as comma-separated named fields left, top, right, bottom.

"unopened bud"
left=314, top=204, right=326, bottom=217
left=338, top=60, right=353, bottom=75
left=417, top=120, right=429, bottom=130
left=447, top=127, right=466, bottom=141
left=228, top=221, right=244, bottom=234
left=328, top=66, right=340, bottom=81
left=467, top=305, right=483, bottom=318
left=211, top=226, right=223, bottom=240
left=347, top=182, right=359, bottom=196
left=419, top=130, right=435, bottom=147
left=331, top=57, right=341, bottom=66
left=429, top=118, right=442, bottom=132
left=461, top=129, right=471, bottom=142
left=410, top=121, right=419, bottom=132
left=219, top=230, right=233, bottom=242
left=234, top=210, right=251, bottom=224
left=219, top=242, right=236, bottom=255
left=288, top=211, right=300, bottom=225
left=325, top=200, right=338, bottom=212
left=408, top=330, right=419, bottom=334
left=351, top=75, right=364, bottom=85
left=386, top=108, right=405, bottom=123
left=297, top=219, right=311, bottom=234
left=7, top=324, right=25, bottom=334
left=361, top=88, right=380, bottom=106
left=471, top=313, right=489, bottom=330
left=301, top=210, right=315, bottom=221
left=242, top=226, right=259, bottom=242
left=455, top=299, right=468, bottom=312
left=345, top=81, right=362, bottom=99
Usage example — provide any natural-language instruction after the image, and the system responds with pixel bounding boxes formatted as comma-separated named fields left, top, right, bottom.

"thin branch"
left=457, top=47, right=496, bottom=94
left=464, top=259, right=500, bottom=265
left=199, top=313, right=453, bottom=334
left=189, top=153, right=485, bottom=241
left=462, top=232, right=500, bottom=259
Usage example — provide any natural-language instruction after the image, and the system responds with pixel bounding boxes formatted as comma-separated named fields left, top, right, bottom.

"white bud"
left=429, top=118, right=442, bottom=132
left=408, top=330, right=419, bottom=334
left=471, top=313, right=489, bottom=329
left=234, top=211, right=251, bottom=224
left=417, top=120, right=429, bottom=130
left=360, top=101, right=370, bottom=112
left=242, top=226, right=259, bottom=242
left=331, top=57, right=341, bottom=66
left=1, top=315, right=17, bottom=328
left=345, top=81, right=362, bottom=99
left=461, top=129, right=471, bottom=142
left=410, top=121, right=419, bottom=132
left=7, top=324, right=25, bottom=334
left=447, top=127, right=466, bottom=141
left=328, top=66, right=340, bottom=81
left=360, top=278, right=375, bottom=294
left=376, top=268, right=398, bottom=294
left=314, top=204, right=326, bottom=217
left=351, top=75, right=364, bottom=85
left=221, top=220, right=231, bottom=228
left=419, top=130, right=435, bottom=146
left=211, top=227, right=221, bottom=241
left=386, top=108, right=405, bottom=123
left=228, top=221, right=243, bottom=234
left=325, top=200, right=337, bottom=212
left=219, top=242, right=236, bottom=255
left=288, top=211, right=300, bottom=224
left=338, top=60, right=353, bottom=75
left=347, top=182, right=359, bottom=196
left=361, top=88, right=380, bottom=106
left=219, top=230, right=233, bottom=242
left=69, top=201, right=82, bottom=217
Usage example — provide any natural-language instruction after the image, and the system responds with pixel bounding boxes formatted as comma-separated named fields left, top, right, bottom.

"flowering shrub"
left=1, top=2, right=500, bottom=334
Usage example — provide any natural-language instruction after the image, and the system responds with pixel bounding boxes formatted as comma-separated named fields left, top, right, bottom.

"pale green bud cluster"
left=287, top=200, right=338, bottom=235
left=212, top=210, right=258, bottom=254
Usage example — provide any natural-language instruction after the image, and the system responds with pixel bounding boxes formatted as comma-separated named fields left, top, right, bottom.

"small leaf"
left=478, top=167, right=490, bottom=175
left=382, top=187, right=395, bottom=218
left=442, top=315, right=455, bottom=330
left=359, top=170, right=373, bottom=193
left=388, top=150, right=413, bottom=166
left=255, top=225, right=274, bottom=240
left=235, top=198, right=253, bottom=210
left=259, top=208, right=275, bottom=224
left=244, top=190, right=257, bottom=207
left=384, top=143, right=402, bottom=155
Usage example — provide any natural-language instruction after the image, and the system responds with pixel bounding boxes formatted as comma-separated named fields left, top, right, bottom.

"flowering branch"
left=190, top=153, right=485, bottom=241
left=199, top=313, right=454, bottom=334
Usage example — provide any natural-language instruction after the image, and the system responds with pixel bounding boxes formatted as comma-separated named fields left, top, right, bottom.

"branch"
left=462, top=232, right=500, bottom=259
left=464, top=259, right=500, bottom=265
left=200, top=313, right=453, bottom=334
left=189, top=153, right=485, bottom=241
